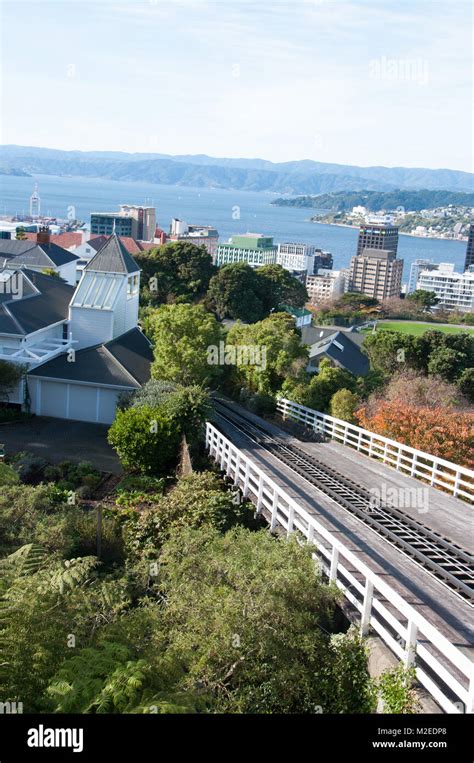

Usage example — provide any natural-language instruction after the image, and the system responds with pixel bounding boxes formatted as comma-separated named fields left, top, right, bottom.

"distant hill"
left=0, top=145, right=472, bottom=195
left=272, top=189, right=474, bottom=211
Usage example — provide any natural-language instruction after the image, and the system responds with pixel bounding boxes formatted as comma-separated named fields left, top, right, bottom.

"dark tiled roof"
left=85, top=234, right=139, bottom=274
left=29, top=328, right=152, bottom=388
left=0, top=269, right=74, bottom=336
left=106, top=328, right=153, bottom=386
left=308, top=330, right=369, bottom=377
left=0, top=239, right=78, bottom=267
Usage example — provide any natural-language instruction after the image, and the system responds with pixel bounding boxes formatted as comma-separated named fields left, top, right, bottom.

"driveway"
left=0, top=417, right=122, bottom=474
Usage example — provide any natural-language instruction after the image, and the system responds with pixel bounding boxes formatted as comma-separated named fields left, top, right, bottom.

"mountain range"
left=0, top=145, right=472, bottom=195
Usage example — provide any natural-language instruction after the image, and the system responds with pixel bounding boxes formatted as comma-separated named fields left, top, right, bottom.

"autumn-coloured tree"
left=356, top=401, right=474, bottom=468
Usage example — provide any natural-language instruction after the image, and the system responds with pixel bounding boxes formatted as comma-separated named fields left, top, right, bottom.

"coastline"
left=310, top=219, right=468, bottom=242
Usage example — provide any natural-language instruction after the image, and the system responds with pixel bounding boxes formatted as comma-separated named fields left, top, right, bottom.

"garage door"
left=40, top=381, right=68, bottom=418
left=68, top=384, right=98, bottom=422
left=34, top=380, right=122, bottom=424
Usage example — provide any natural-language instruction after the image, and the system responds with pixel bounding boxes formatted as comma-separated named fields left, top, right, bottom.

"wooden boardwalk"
left=214, top=400, right=474, bottom=667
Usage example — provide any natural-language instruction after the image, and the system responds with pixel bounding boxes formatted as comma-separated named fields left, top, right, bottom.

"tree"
left=108, top=406, right=181, bottom=475
left=145, top=303, right=223, bottom=386
left=406, top=289, right=438, bottom=311
left=457, top=368, right=474, bottom=403
left=427, top=346, right=468, bottom=383
left=363, top=369, right=470, bottom=415
left=137, top=240, right=215, bottom=306
left=206, top=263, right=265, bottom=322
left=362, top=331, right=422, bottom=376
left=330, top=388, right=360, bottom=423
left=157, top=525, right=376, bottom=713
left=0, top=360, right=23, bottom=401
left=256, top=264, right=308, bottom=310
left=226, top=312, right=308, bottom=395
left=283, top=358, right=357, bottom=413
left=336, top=292, right=379, bottom=310
left=356, top=402, right=474, bottom=468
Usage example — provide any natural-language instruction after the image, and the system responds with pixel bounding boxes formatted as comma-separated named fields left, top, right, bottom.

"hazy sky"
left=1, top=0, right=472, bottom=171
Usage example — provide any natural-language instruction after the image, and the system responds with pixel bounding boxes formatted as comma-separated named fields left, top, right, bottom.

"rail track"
left=213, top=398, right=474, bottom=606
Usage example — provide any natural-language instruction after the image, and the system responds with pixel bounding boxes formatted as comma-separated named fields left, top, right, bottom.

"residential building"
left=306, top=269, right=347, bottom=305
left=0, top=230, right=79, bottom=285
left=278, top=304, right=312, bottom=328
left=407, top=259, right=437, bottom=294
left=214, top=233, right=277, bottom=268
left=0, top=234, right=153, bottom=423
left=356, top=223, right=399, bottom=258
left=349, top=248, right=403, bottom=300
left=417, top=263, right=474, bottom=312
left=464, top=224, right=474, bottom=272
left=90, top=205, right=156, bottom=242
left=300, top=324, right=369, bottom=377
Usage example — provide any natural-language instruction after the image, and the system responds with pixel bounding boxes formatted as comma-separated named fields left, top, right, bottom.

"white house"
left=0, top=235, right=153, bottom=424
left=0, top=237, right=80, bottom=285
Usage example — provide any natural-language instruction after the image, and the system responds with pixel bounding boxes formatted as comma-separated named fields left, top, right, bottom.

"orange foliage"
left=356, top=401, right=474, bottom=468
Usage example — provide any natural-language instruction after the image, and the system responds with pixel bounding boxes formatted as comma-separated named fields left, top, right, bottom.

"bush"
left=330, top=389, right=360, bottom=423
left=14, top=453, right=49, bottom=484
left=0, top=461, right=20, bottom=486
left=108, top=406, right=181, bottom=475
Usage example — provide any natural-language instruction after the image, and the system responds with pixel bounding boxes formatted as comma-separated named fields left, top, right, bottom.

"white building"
left=0, top=236, right=79, bottom=285
left=407, top=259, right=436, bottom=294
left=276, top=242, right=316, bottom=274
left=0, top=235, right=153, bottom=423
left=417, top=262, right=474, bottom=312
left=306, top=269, right=347, bottom=305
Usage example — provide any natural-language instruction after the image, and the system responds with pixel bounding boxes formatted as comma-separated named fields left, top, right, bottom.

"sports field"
left=362, top=321, right=474, bottom=336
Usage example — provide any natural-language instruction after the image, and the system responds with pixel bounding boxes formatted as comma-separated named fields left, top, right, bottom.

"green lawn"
left=362, top=321, right=474, bottom=336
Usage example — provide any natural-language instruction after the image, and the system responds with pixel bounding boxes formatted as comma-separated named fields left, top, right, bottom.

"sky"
left=1, top=0, right=473, bottom=171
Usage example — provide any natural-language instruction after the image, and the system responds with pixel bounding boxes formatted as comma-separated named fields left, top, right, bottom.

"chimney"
left=36, top=226, right=51, bottom=245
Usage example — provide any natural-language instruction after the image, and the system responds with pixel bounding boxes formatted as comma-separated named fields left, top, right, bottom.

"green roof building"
left=214, top=233, right=277, bottom=268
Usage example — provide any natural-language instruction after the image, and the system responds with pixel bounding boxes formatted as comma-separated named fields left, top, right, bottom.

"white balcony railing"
left=276, top=397, right=474, bottom=503
left=206, top=422, right=474, bottom=714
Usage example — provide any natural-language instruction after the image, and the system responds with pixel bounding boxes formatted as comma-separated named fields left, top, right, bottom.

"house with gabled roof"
left=301, top=324, right=370, bottom=377
left=0, top=235, right=80, bottom=285
left=0, top=234, right=153, bottom=424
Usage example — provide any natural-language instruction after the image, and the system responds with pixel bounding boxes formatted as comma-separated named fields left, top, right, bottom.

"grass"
left=361, top=321, right=474, bottom=337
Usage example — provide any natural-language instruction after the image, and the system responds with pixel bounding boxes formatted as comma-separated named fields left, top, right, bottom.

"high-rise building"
left=407, top=259, right=437, bottom=294
left=464, top=224, right=474, bottom=272
left=356, top=223, right=399, bottom=257
left=90, top=205, right=156, bottom=242
left=349, top=248, right=403, bottom=300
left=418, top=263, right=474, bottom=312
left=276, top=242, right=316, bottom=274
left=214, top=233, right=277, bottom=268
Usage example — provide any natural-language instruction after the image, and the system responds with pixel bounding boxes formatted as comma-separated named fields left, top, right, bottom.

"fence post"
left=256, top=474, right=264, bottom=515
left=404, top=620, right=418, bottom=668
left=270, top=492, right=278, bottom=531
left=329, top=547, right=339, bottom=582
left=234, top=452, right=241, bottom=484
left=360, top=579, right=374, bottom=636
left=242, top=460, right=250, bottom=498
left=287, top=502, right=294, bottom=535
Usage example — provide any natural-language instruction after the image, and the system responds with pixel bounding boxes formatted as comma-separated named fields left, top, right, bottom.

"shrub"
left=14, top=453, right=49, bottom=484
left=108, top=406, right=181, bottom=475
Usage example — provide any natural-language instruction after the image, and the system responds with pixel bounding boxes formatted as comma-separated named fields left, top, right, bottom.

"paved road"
left=0, top=417, right=121, bottom=473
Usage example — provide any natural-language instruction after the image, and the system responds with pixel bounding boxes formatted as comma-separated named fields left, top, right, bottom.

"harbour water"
left=0, top=173, right=467, bottom=280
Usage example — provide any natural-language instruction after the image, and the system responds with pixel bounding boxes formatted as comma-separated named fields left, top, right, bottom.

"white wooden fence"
left=276, top=397, right=474, bottom=503
left=206, top=422, right=474, bottom=714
